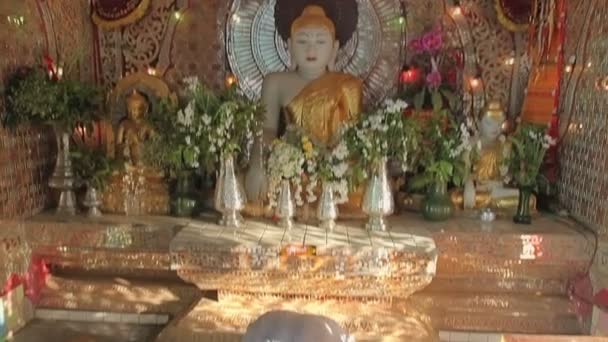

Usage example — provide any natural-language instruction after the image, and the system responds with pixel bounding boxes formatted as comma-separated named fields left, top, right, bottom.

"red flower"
left=421, top=30, right=443, bottom=54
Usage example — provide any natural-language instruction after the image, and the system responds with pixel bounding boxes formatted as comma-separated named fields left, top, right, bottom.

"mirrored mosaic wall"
left=558, top=0, right=608, bottom=239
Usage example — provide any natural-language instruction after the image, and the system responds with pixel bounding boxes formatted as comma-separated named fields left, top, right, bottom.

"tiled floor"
left=10, top=319, right=164, bottom=342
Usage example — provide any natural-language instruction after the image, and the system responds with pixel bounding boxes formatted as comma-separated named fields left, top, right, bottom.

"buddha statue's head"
left=288, top=5, right=339, bottom=75
left=480, top=100, right=505, bottom=142
left=126, top=89, right=148, bottom=122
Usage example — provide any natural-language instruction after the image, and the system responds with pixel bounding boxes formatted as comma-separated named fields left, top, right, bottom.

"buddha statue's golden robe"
left=286, top=72, right=362, bottom=146
left=474, top=141, right=505, bottom=183
left=287, top=72, right=364, bottom=218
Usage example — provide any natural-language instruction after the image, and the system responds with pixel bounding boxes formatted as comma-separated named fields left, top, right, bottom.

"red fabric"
left=1, top=256, right=49, bottom=304
left=594, top=289, right=608, bottom=310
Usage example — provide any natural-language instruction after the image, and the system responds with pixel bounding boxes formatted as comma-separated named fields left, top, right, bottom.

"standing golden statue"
left=101, top=87, right=169, bottom=215
left=115, top=90, right=156, bottom=166
left=244, top=4, right=363, bottom=217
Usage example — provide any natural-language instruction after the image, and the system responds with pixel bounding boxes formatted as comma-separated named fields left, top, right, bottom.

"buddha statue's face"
left=480, top=115, right=504, bottom=142
left=125, top=90, right=149, bottom=122
left=126, top=98, right=147, bottom=122
left=289, top=26, right=338, bottom=74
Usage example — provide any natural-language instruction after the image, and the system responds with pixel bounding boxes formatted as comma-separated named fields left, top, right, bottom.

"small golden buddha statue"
left=450, top=101, right=535, bottom=213
left=244, top=5, right=363, bottom=219
left=101, top=89, right=169, bottom=215
left=116, top=90, right=156, bottom=166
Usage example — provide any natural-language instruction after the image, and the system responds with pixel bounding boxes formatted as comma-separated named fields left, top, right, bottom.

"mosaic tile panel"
left=559, top=0, right=608, bottom=238
left=0, top=126, right=55, bottom=219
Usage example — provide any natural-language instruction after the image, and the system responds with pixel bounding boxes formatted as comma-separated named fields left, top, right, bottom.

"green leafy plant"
left=3, top=68, right=102, bottom=132
left=409, top=110, right=473, bottom=191
left=507, top=123, right=556, bottom=188
left=70, top=145, right=119, bottom=190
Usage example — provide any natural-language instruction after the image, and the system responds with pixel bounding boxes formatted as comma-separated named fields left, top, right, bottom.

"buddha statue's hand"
left=245, top=163, right=268, bottom=204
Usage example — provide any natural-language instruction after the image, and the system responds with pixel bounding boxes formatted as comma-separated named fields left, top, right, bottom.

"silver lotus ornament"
left=49, top=127, right=76, bottom=215
left=275, top=179, right=295, bottom=229
left=362, top=157, right=394, bottom=231
left=317, top=182, right=338, bottom=231
left=83, top=185, right=102, bottom=218
left=214, top=154, right=246, bottom=227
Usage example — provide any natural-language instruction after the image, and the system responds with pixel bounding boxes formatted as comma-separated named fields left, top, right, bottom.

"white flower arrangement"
left=343, top=99, right=419, bottom=186
left=508, top=123, right=557, bottom=187
left=179, top=76, right=262, bottom=170
left=266, top=139, right=306, bottom=207
left=303, top=136, right=351, bottom=204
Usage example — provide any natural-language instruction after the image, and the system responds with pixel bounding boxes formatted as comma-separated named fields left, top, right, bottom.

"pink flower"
left=408, top=38, right=424, bottom=54
left=426, top=71, right=442, bottom=89
left=421, top=30, right=443, bottom=54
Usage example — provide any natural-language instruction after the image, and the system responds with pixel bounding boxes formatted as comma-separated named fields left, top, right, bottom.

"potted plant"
left=3, top=64, right=102, bottom=214
left=409, top=110, right=473, bottom=221
left=399, top=26, right=462, bottom=115
left=70, top=145, right=118, bottom=217
left=343, top=99, right=420, bottom=230
left=266, top=139, right=306, bottom=227
left=147, top=95, right=202, bottom=217
left=507, top=123, right=556, bottom=224
left=182, top=77, right=263, bottom=226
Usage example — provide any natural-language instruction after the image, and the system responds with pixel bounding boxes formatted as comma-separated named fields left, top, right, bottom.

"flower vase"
left=48, top=126, right=76, bottom=215
left=421, top=181, right=454, bottom=221
left=172, top=170, right=198, bottom=217
left=275, top=179, right=295, bottom=229
left=214, top=154, right=246, bottom=227
left=362, top=157, right=394, bottom=232
left=317, top=182, right=338, bottom=231
left=513, top=186, right=533, bottom=224
left=83, top=185, right=102, bottom=218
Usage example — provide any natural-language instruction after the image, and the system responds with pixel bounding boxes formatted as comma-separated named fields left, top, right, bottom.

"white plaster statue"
left=245, top=5, right=363, bottom=208
left=242, top=310, right=353, bottom=342
left=453, top=101, right=533, bottom=211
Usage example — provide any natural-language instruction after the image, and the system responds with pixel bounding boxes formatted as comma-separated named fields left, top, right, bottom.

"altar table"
left=170, top=217, right=438, bottom=300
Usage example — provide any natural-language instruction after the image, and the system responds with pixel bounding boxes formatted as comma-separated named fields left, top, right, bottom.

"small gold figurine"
left=115, top=89, right=156, bottom=166
left=101, top=88, right=169, bottom=216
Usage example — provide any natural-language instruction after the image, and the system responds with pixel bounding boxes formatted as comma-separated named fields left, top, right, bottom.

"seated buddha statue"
left=450, top=101, right=535, bottom=213
left=244, top=5, right=363, bottom=220
left=101, top=89, right=169, bottom=215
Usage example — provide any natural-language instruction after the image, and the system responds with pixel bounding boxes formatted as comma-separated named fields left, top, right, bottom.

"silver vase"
left=83, top=185, right=102, bottom=218
left=275, top=179, right=295, bottom=229
left=362, top=157, right=394, bottom=231
left=317, top=182, right=338, bottom=231
left=214, top=154, right=246, bottom=227
left=48, top=127, right=76, bottom=215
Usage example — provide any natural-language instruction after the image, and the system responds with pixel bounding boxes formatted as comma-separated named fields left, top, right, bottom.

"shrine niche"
left=226, top=0, right=405, bottom=106
left=92, top=0, right=151, bottom=30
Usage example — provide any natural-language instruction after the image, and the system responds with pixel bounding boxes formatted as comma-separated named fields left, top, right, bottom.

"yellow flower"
left=303, top=142, right=313, bottom=153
